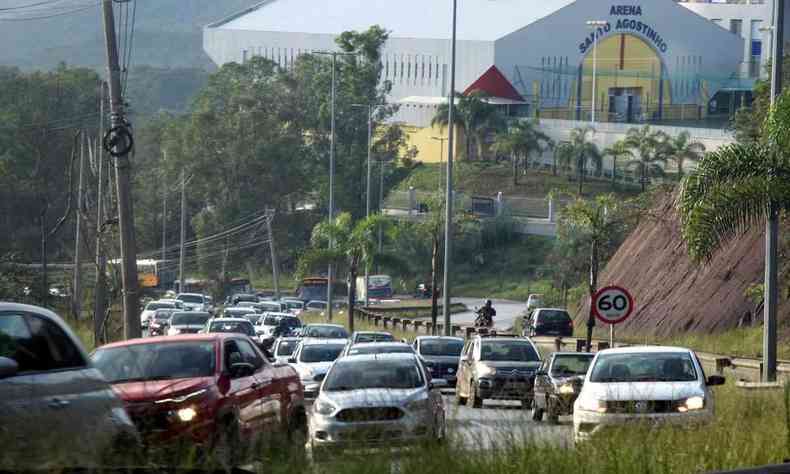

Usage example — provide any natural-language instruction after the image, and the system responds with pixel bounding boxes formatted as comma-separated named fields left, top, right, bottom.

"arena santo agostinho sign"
left=578, top=5, right=669, bottom=55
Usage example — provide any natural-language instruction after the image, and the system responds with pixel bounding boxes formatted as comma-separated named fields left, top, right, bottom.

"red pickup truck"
left=91, top=334, right=305, bottom=465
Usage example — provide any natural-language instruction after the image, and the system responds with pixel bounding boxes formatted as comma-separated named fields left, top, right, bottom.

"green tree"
left=730, top=53, right=790, bottom=144
left=558, top=194, right=623, bottom=351
left=432, top=90, right=504, bottom=161
left=558, top=127, right=602, bottom=196
left=625, top=125, right=668, bottom=192
left=298, top=212, right=389, bottom=331
left=666, top=131, right=706, bottom=178
left=603, top=140, right=633, bottom=189
left=493, top=119, right=553, bottom=185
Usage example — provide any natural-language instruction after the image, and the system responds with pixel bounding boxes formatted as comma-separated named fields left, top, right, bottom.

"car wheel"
left=531, top=403, right=544, bottom=421
left=467, top=381, right=483, bottom=409
left=287, top=408, right=308, bottom=452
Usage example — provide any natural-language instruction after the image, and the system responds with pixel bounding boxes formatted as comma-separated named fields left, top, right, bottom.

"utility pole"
left=763, top=0, right=784, bottom=382
left=351, top=103, right=375, bottom=303
left=102, top=0, right=140, bottom=339
left=442, top=0, right=458, bottom=336
left=72, top=131, right=86, bottom=320
left=94, top=81, right=108, bottom=345
left=179, top=168, right=186, bottom=294
left=161, top=180, right=167, bottom=264
left=265, top=208, right=280, bottom=299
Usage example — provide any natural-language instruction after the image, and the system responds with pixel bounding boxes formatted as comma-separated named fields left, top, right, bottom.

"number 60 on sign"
left=592, top=286, right=634, bottom=325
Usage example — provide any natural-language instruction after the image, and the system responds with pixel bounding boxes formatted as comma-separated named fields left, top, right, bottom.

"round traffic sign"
left=592, top=285, right=634, bottom=325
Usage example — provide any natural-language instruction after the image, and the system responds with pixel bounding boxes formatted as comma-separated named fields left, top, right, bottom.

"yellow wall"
left=403, top=123, right=466, bottom=163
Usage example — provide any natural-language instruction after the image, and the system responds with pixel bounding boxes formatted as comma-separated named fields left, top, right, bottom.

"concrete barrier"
left=403, top=320, right=410, bottom=331
left=425, top=322, right=433, bottom=334
left=413, top=321, right=423, bottom=332
left=373, top=316, right=381, bottom=326
left=383, top=317, right=391, bottom=328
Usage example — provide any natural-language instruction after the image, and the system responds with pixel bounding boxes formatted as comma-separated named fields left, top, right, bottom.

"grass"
left=395, top=162, right=642, bottom=200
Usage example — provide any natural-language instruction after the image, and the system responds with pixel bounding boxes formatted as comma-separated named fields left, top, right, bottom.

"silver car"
left=289, top=338, right=347, bottom=401
left=309, top=353, right=447, bottom=459
left=0, top=302, right=138, bottom=469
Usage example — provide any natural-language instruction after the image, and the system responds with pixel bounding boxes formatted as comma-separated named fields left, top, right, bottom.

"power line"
left=0, top=1, right=98, bottom=21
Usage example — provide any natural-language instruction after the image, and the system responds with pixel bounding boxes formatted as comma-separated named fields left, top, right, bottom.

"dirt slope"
left=577, top=193, right=765, bottom=337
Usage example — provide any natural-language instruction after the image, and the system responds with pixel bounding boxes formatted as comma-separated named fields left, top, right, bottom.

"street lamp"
left=351, top=102, right=377, bottom=305
left=431, top=136, right=447, bottom=191
left=442, top=0, right=458, bottom=336
left=312, top=50, right=357, bottom=322
left=586, top=20, right=607, bottom=124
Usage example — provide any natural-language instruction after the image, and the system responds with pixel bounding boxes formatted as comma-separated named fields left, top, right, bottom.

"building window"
left=730, top=19, right=743, bottom=37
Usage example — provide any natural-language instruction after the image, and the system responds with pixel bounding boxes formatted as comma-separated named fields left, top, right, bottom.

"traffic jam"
left=0, top=285, right=726, bottom=468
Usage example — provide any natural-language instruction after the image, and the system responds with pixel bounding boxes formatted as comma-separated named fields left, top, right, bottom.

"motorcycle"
left=474, top=307, right=493, bottom=328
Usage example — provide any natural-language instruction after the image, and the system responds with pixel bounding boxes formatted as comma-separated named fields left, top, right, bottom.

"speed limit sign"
left=592, top=286, right=634, bottom=325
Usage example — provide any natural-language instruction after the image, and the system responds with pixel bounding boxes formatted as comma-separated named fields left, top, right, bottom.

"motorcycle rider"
left=476, top=299, right=496, bottom=327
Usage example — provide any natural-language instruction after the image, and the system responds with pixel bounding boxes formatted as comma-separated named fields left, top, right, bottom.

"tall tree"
left=558, top=194, right=623, bottom=351
left=603, top=140, right=633, bottom=189
left=625, top=125, right=668, bottom=192
left=666, top=131, right=706, bottom=178
left=561, top=127, right=602, bottom=196
left=298, top=212, right=389, bottom=331
left=432, top=90, right=504, bottom=161
left=493, top=119, right=552, bottom=185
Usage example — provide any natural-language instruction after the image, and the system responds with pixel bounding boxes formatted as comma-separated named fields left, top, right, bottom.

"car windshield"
left=307, top=302, right=327, bottom=310
left=146, top=302, right=173, bottom=310
left=284, top=301, right=303, bottom=309
left=280, top=317, right=301, bottom=327
left=348, top=345, right=413, bottom=356
left=238, top=302, right=256, bottom=308
left=324, top=358, right=424, bottom=391
left=420, top=339, right=464, bottom=357
left=178, top=295, right=204, bottom=304
left=262, top=315, right=280, bottom=326
left=538, top=310, right=571, bottom=323
left=275, top=340, right=298, bottom=357
left=551, top=354, right=594, bottom=376
left=170, top=313, right=210, bottom=326
left=304, top=325, right=348, bottom=339
left=299, top=344, right=345, bottom=363
left=480, top=341, right=539, bottom=362
left=589, top=352, right=698, bottom=383
left=259, top=303, right=281, bottom=312
left=92, top=342, right=215, bottom=383
left=209, top=321, right=255, bottom=336
left=242, top=314, right=261, bottom=324
left=355, top=333, right=394, bottom=343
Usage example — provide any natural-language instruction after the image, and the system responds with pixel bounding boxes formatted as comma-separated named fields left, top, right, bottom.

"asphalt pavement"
left=419, top=298, right=527, bottom=332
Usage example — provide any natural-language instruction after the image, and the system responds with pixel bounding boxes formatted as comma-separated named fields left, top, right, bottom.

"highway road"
left=416, top=298, right=527, bottom=332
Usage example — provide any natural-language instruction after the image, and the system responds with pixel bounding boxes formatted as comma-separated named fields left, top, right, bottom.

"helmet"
left=485, top=299, right=492, bottom=307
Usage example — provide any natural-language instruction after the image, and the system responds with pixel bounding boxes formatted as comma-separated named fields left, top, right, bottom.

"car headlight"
left=558, top=383, right=576, bottom=395
left=405, top=397, right=430, bottom=412
left=176, top=407, right=197, bottom=422
left=678, top=396, right=705, bottom=412
left=478, top=366, right=497, bottom=378
left=314, top=399, right=337, bottom=416
left=578, top=398, right=607, bottom=413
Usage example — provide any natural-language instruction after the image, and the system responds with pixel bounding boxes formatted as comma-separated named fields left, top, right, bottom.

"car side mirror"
left=706, top=375, right=726, bottom=386
left=230, top=362, right=255, bottom=378
left=430, top=378, right=448, bottom=390
left=0, top=357, right=18, bottom=379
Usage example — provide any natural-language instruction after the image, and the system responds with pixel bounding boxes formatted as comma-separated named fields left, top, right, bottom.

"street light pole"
left=313, top=50, right=357, bottom=322
left=763, top=0, right=784, bottom=382
left=586, top=21, right=607, bottom=124
left=431, top=136, right=447, bottom=191
left=442, top=0, right=458, bottom=336
left=352, top=103, right=376, bottom=304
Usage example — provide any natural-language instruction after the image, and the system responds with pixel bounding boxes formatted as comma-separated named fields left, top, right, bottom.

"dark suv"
left=523, top=308, right=574, bottom=337
left=455, top=335, right=542, bottom=409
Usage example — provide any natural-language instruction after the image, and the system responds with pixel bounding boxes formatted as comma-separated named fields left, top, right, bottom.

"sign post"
left=592, top=285, right=635, bottom=347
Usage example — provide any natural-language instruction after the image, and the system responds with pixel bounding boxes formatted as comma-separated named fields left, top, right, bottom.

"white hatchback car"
left=573, top=346, right=724, bottom=442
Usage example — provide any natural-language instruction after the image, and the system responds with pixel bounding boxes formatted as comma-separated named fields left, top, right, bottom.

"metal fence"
left=385, top=190, right=568, bottom=221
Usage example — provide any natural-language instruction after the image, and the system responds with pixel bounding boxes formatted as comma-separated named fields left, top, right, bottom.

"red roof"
left=463, top=65, right=524, bottom=102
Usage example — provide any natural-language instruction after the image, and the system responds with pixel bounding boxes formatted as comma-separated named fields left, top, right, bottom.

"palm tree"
left=298, top=212, right=389, bottom=331
left=666, top=131, right=706, bottom=178
left=625, top=125, right=668, bottom=192
left=493, top=119, right=553, bottom=185
left=432, top=90, right=504, bottom=160
left=563, top=127, right=602, bottom=196
left=603, top=140, right=633, bottom=189
left=679, top=90, right=790, bottom=381
left=559, top=194, right=622, bottom=351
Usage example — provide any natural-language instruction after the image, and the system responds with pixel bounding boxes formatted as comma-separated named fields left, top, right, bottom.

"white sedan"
left=573, top=346, right=725, bottom=442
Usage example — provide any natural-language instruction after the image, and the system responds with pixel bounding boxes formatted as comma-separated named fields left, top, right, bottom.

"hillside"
left=0, top=0, right=259, bottom=70
left=577, top=191, right=775, bottom=338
